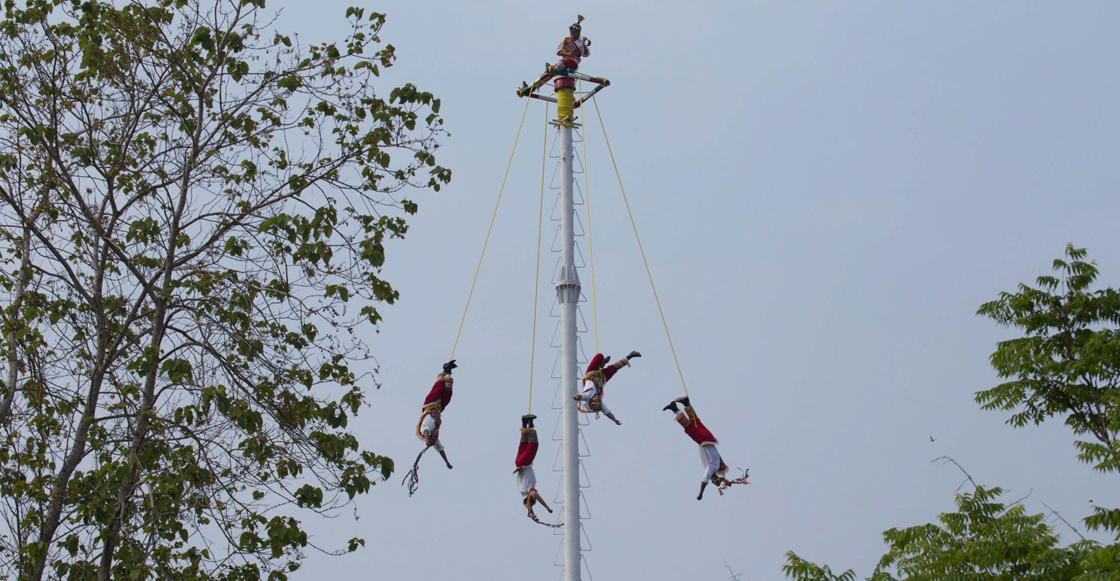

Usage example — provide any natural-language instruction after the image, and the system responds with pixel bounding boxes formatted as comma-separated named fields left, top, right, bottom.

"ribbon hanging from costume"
left=528, top=513, right=565, bottom=529
left=717, top=468, right=750, bottom=495
left=401, top=446, right=431, bottom=497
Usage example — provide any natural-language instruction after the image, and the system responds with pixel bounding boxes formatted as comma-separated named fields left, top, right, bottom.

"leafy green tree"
left=0, top=1, right=449, bottom=580
left=785, top=245, right=1120, bottom=581
left=978, top=244, right=1120, bottom=540
left=784, top=484, right=1091, bottom=581
left=783, top=554, right=860, bottom=581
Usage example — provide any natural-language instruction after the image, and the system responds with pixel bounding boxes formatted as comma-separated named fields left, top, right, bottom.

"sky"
left=270, top=1, right=1120, bottom=579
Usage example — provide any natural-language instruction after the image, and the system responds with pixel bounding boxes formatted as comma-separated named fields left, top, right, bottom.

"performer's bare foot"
left=572, top=394, right=580, bottom=401
left=546, top=506, right=554, bottom=513
left=445, top=462, right=454, bottom=469
left=696, top=493, right=703, bottom=501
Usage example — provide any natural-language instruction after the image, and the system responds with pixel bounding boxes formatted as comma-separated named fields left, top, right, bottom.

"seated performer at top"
left=415, top=360, right=457, bottom=470
left=514, top=414, right=554, bottom=523
left=519, top=15, right=591, bottom=96
left=572, top=351, right=640, bottom=425
left=663, top=396, right=741, bottom=500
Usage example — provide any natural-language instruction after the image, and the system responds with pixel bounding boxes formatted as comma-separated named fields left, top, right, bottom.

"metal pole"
left=555, top=86, right=581, bottom=581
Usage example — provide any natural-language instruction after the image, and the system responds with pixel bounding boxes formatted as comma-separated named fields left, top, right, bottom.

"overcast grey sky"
left=272, top=1, right=1120, bottom=579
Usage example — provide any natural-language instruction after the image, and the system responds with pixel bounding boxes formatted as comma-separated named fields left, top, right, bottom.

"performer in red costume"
left=663, top=396, right=737, bottom=500
left=550, top=15, right=590, bottom=75
left=415, top=360, right=456, bottom=470
left=519, top=15, right=592, bottom=96
left=514, top=414, right=555, bottom=524
left=422, top=359, right=456, bottom=413
left=572, top=351, right=640, bottom=425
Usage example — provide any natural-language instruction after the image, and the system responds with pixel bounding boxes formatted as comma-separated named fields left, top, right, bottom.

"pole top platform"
left=517, top=69, right=610, bottom=109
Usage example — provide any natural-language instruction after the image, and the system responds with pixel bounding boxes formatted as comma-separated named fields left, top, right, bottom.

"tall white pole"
left=556, top=87, right=581, bottom=581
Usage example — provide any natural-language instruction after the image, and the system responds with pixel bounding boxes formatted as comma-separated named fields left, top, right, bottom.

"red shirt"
left=423, top=379, right=453, bottom=411
left=683, top=415, right=718, bottom=445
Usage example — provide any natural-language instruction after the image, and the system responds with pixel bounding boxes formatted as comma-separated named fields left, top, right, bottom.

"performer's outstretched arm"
left=573, top=390, right=621, bottom=425
left=532, top=491, right=553, bottom=513
left=436, top=448, right=453, bottom=469
left=422, top=430, right=453, bottom=469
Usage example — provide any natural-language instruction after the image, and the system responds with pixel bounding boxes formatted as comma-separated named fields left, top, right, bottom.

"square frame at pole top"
left=518, top=70, right=611, bottom=109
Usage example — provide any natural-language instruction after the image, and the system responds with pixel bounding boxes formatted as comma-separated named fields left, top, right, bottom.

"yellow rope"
left=590, top=96, right=689, bottom=398
left=579, top=80, right=599, bottom=352
left=450, top=97, right=532, bottom=360
left=528, top=101, right=549, bottom=413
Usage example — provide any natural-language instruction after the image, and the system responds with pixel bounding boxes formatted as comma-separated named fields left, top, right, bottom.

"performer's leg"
left=517, top=436, right=529, bottom=463
left=533, top=58, right=572, bottom=85
left=522, top=58, right=580, bottom=96
left=546, top=58, right=579, bottom=77
left=665, top=396, right=692, bottom=415
left=516, top=427, right=539, bottom=466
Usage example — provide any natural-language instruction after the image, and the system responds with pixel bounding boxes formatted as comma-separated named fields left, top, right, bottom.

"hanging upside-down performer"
left=402, top=361, right=457, bottom=495
left=572, top=351, right=640, bottom=425
left=663, top=396, right=746, bottom=500
left=514, top=414, right=557, bottom=525
left=416, top=360, right=457, bottom=470
left=422, top=359, right=456, bottom=414
left=518, top=15, right=591, bottom=96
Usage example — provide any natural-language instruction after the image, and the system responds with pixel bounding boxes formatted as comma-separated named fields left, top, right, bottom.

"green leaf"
left=277, top=76, right=301, bottom=91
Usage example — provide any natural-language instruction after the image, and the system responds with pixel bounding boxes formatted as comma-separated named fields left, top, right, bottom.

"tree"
left=0, top=1, right=450, bottom=580
left=784, top=245, right=1120, bottom=580
left=784, top=481, right=1091, bottom=581
left=977, top=244, right=1120, bottom=539
left=977, top=244, right=1120, bottom=578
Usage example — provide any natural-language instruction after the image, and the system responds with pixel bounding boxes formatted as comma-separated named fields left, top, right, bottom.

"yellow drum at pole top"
left=556, top=87, right=574, bottom=121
